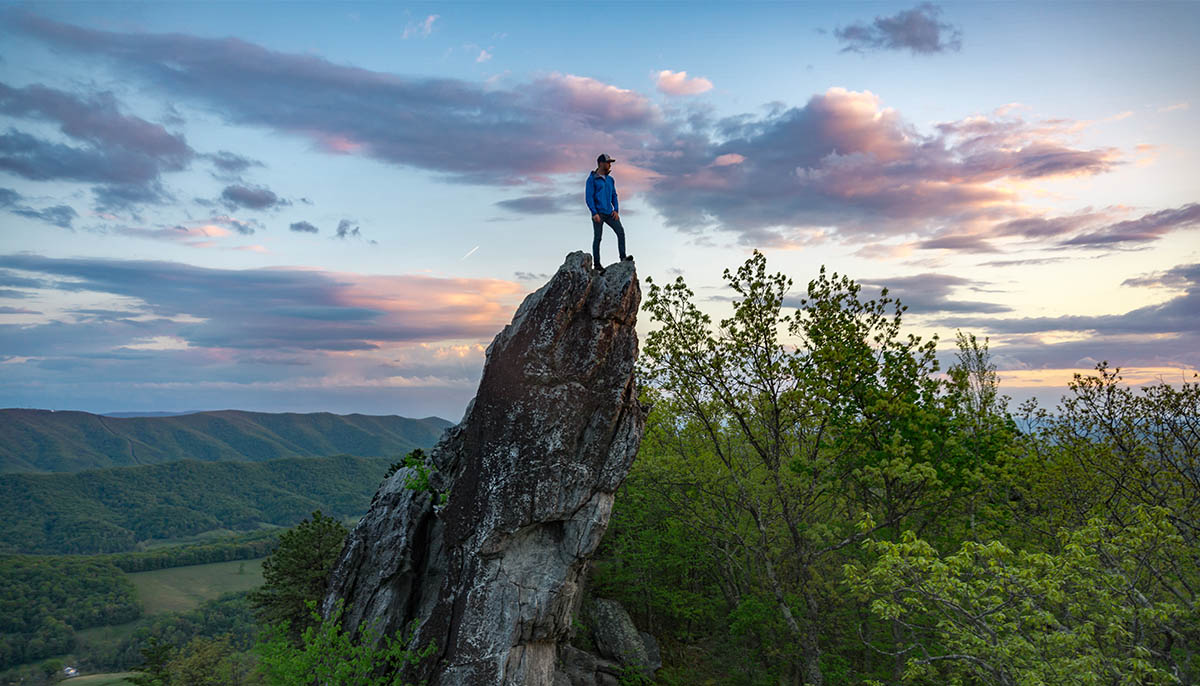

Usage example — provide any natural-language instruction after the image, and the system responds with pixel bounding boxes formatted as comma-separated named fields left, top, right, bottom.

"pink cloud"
left=655, top=70, right=713, bottom=96
left=533, top=73, right=659, bottom=128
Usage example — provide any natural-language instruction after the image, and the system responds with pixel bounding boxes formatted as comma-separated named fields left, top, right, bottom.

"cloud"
left=476, top=49, right=492, bottom=63
left=289, top=220, right=319, bottom=233
left=335, top=219, right=360, bottom=239
left=402, top=14, right=438, bottom=39
left=9, top=13, right=1181, bottom=256
left=220, top=184, right=285, bottom=210
left=643, top=87, right=1118, bottom=246
left=206, top=214, right=258, bottom=235
left=655, top=70, right=713, bottom=96
left=112, top=222, right=237, bottom=248
left=0, top=306, right=41, bottom=314
left=835, top=3, right=962, bottom=54
left=7, top=13, right=652, bottom=184
left=0, top=80, right=193, bottom=209
left=858, top=273, right=1012, bottom=314
left=494, top=193, right=577, bottom=215
left=0, top=253, right=525, bottom=355
left=950, top=263, right=1200, bottom=337
left=205, top=150, right=262, bottom=175
left=977, top=256, right=1069, bottom=268
left=0, top=187, right=78, bottom=228
left=1058, top=203, right=1200, bottom=249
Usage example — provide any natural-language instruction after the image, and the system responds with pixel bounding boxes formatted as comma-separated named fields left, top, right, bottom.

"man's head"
left=596, top=153, right=615, bottom=173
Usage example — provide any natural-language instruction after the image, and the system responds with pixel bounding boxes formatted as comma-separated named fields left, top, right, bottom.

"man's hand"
left=592, top=213, right=601, bottom=223
left=611, top=211, right=620, bottom=221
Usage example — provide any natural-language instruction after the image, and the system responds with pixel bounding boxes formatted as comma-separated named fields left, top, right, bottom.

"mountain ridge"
left=0, top=408, right=452, bottom=473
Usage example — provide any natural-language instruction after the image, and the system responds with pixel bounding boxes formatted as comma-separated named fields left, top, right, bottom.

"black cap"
left=597, top=153, right=616, bottom=164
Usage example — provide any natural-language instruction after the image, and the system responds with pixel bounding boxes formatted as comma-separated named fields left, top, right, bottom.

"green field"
left=128, top=558, right=265, bottom=614
left=62, top=673, right=136, bottom=685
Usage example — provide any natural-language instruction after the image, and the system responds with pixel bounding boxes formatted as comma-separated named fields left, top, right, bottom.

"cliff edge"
left=324, top=251, right=644, bottom=685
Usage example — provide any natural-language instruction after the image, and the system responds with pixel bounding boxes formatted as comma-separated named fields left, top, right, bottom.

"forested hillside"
left=0, top=455, right=392, bottom=554
left=0, top=409, right=451, bottom=473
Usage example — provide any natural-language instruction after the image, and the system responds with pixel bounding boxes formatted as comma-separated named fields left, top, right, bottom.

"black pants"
left=592, top=213, right=627, bottom=267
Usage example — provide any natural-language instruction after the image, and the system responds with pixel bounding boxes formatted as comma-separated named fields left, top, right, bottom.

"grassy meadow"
left=128, top=558, right=265, bottom=614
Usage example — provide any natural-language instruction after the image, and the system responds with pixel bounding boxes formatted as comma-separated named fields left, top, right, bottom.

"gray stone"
left=558, top=645, right=598, bottom=686
left=639, top=631, right=662, bottom=672
left=585, top=598, right=650, bottom=671
left=324, top=252, right=645, bottom=686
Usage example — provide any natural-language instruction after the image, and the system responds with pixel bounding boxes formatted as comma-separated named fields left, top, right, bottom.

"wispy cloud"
left=0, top=80, right=193, bottom=212
left=0, top=254, right=525, bottom=354
left=0, top=187, right=78, bottom=228
left=402, top=14, right=438, bottom=39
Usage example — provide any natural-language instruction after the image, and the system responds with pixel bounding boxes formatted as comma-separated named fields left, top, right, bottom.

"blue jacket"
left=585, top=171, right=618, bottom=215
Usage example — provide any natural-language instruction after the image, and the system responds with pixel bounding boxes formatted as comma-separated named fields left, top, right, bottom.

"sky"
left=0, top=1, right=1197, bottom=420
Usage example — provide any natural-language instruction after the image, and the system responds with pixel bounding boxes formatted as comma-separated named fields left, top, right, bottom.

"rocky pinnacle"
left=323, top=252, right=644, bottom=685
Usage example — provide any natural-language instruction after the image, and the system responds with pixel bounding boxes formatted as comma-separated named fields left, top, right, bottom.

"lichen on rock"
left=323, top=251, right=645, bottom=685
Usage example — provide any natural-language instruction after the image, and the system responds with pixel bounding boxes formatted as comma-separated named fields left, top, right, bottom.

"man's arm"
left=611, top=178, right=619, bottom=214
left=585, top=175, right=598, bottom=216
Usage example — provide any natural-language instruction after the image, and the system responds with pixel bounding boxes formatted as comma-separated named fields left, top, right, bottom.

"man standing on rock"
left=586, top=153, right=633, bottom=273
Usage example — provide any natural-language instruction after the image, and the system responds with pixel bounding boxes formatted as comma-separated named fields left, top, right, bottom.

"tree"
left=166, top=636, right=256, bottom=686
left=255, top=601, right=435, bottom=686
left=249, top=511, right=348, bottom=644
left=635, top=252, right=990, bottom=684
left=845, top=506, right=1189, bottom=686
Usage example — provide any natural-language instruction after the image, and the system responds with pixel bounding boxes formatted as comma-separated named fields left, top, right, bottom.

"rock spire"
left=324, top=252, right=644, bottom=685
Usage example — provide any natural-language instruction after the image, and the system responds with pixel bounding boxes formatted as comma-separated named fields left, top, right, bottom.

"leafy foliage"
left=593, top=253, right=1193, bottom=684
left=254, top=601, right=435, bottom=686
left=845, top=507, right=1189, bottom=685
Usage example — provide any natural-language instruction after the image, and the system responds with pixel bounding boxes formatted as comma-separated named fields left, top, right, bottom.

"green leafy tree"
left=633, top=252, right=995, bottom=684
left=248, top=511, right=348, bottom=644
left=845, top=506, right=1190, bottom=685
left=255, top=601, right=435, bottom=686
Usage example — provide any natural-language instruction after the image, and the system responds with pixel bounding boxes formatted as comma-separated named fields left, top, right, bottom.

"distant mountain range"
left=0, top=408, right=453, bottom=473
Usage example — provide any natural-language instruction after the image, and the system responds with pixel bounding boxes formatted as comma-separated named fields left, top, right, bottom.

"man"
left=585, top=153, right=632, bottom=273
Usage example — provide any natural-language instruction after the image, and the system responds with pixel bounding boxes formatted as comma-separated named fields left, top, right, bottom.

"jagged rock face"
left=324, top=252, right=644, bottom=686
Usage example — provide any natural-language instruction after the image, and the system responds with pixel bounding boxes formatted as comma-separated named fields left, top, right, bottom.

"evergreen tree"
left=248, top=511, right=348, bottom=644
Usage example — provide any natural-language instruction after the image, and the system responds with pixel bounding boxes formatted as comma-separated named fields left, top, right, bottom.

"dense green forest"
left=588, top=254, right=1199, bottom=685
left=0, top=409, right=451, bottom=473
left=0, top=557, right=140, bottom=669
left=0, top=455, right=391, bottom=554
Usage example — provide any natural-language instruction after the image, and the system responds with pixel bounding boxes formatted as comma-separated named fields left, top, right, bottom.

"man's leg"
left=592, top=218, right=604, bottom=269
left=605, top=215, right=627, bottom=260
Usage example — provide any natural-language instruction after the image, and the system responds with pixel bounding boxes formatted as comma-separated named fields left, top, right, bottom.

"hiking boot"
left=623, top=254, right=634, bottom=261
left=595, top=263, right=606, bottom=274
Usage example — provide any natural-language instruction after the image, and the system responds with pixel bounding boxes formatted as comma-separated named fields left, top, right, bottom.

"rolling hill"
left=0, top=454, right=394, bottom=554
left=0, top=408, right=452, bottom=473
